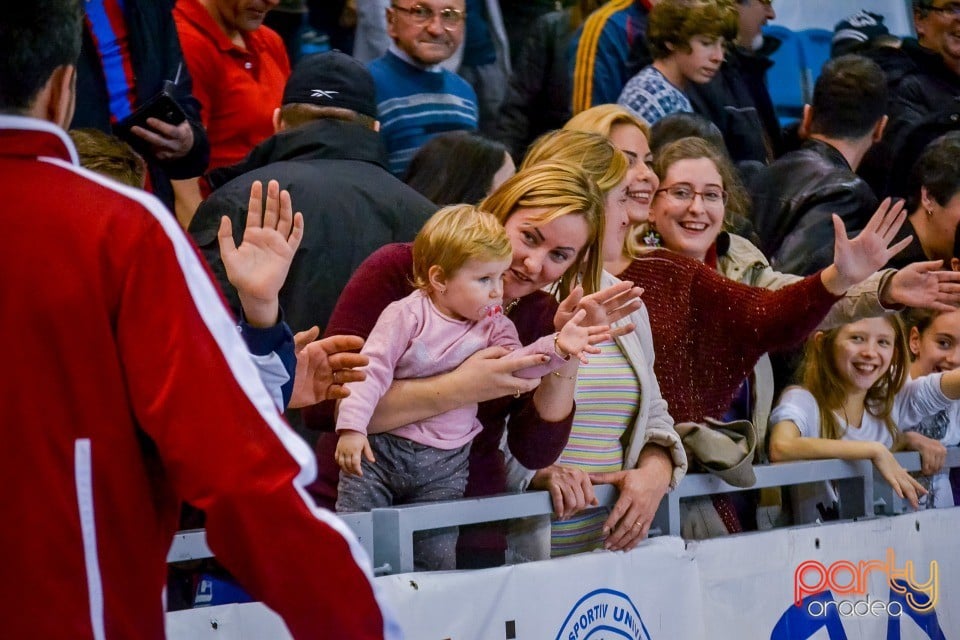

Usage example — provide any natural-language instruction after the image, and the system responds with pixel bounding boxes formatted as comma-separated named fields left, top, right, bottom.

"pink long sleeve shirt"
left=336, top=289, right=567, bottom=449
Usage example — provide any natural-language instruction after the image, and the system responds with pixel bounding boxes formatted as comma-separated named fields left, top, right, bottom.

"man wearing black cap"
left=830, top=10, right=900, bottom=57
left=190, top=50, right=435, bottom=339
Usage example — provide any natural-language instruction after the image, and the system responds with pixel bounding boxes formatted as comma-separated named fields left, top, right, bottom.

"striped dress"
left=551, top=339, right=641, bottom=556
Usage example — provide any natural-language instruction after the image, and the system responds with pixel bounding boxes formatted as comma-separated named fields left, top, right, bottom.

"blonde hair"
left=564, top=105, right=653, bottom=257
left=481, top=161, right=604, bottom=297
left=412, top=204, right=511, bottom=290
left=564, top=103, right=651, bottom=141
left=799, top=315, right=909, bottom=443
left=521, top=129, right=629, bottom=197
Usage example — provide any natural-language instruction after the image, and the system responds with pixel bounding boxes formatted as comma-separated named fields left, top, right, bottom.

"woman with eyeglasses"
left=644, top=137, right=960, bottom=426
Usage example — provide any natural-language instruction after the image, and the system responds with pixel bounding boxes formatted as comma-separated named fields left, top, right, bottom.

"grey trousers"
left=336, top=433, right=471, bottom=571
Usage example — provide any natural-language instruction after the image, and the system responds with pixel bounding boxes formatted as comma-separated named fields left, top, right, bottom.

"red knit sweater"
left=618, top=249, right=841, bottom=423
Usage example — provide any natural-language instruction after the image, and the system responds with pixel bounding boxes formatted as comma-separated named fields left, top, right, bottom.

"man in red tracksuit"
left=0, top=2, right=399, bottom=638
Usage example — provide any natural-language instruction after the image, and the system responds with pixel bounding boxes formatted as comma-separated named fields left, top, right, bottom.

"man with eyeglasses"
left=367, top=0, right=480, bottom=176
left=857, top=0, right=960, bottom=199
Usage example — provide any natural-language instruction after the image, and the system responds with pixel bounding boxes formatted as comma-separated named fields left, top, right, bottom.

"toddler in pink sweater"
left=334, top=204, right=606, bottom=569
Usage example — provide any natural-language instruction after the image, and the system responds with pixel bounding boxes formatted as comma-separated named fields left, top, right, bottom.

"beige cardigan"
left=502, top=271, right=687, bottom=561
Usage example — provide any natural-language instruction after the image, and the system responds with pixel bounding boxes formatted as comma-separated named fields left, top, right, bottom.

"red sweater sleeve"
left=620, top=250, right=840, bottom=423
left=302, top=243, right=415, bottom=430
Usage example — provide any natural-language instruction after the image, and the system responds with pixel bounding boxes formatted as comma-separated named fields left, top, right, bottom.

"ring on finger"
left=514, top=388, right=521, bottom=398
left=632, top=520, right=643, bottom=528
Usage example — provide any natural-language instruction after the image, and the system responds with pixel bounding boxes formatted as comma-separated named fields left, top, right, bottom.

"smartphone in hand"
left=115, top=90, right=187, bottom=140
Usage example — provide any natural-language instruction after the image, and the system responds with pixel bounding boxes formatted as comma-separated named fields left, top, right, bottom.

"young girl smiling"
left=900, top=308, right=960, bottom=508
left=769, top=315, right=960, bottom=524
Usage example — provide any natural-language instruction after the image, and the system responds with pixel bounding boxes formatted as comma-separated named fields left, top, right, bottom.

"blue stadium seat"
left=763, top=25, right=805, bottom=127
left=796, top=28, right=833, bottom=96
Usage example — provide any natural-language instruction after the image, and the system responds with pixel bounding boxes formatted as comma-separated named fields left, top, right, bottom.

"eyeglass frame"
left=927, top=3, right=960, bottom=18
left=390, top=3, right=467, bottom=30
left=654, top=182, right=729, bottom=207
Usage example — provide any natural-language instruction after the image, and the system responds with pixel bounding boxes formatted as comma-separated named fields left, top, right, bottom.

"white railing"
left=167, top=447, right=960, bottom=574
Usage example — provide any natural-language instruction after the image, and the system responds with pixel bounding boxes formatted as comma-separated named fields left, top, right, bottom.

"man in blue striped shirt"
left=368, top=0, right=479, bottom=176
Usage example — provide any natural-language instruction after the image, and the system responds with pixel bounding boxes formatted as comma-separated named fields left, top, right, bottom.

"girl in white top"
left=900, top=308, right=960, bottom=508
left=768, top=315, right=960, bottom=524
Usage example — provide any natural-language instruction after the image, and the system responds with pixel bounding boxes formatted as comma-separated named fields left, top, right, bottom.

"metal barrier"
left=167, top=447, right=960, bottom=574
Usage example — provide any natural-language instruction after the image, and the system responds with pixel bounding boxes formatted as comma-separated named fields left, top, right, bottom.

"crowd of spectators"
left=8, top=0, right=960, bottom=635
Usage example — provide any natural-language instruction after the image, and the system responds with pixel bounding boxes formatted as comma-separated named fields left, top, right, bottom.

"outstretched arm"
left=769, top=421, right=925, bottom=509
left=288, top=331, right=369, bottom=409
left=880, top=260, right=960, bottom=311
left=820, top=198, right=911, bottom=295
left=219, top=179, right=303, bottom=328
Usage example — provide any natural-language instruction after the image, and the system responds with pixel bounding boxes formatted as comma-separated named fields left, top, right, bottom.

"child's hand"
left=872, top=445, right=927, bottom=510
left=900, top=430, right=947, bottom=476
left=335, top=431, right=375, bottom=476
left=556, top=308, right=611, bottom=364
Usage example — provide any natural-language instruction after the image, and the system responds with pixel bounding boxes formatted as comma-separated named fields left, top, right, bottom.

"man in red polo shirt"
left=173, top=0, right=290, bottom=224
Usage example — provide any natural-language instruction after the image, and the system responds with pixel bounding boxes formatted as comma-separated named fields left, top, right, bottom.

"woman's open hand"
left=555, top=281, right=643, bottom=338
left=825, top=198, right=910, bottom=294
left=884, top=260, right=960, bottom=312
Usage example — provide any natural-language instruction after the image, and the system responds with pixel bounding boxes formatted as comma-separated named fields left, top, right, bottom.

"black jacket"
left=859, top=40, right=960, bottom=198
left=73, top=0, right=209, bottom=210
left=747, top=139, right=877, bottom=276
left=687, top=40, right=783, bottom=164
left=495, top=9, right=575, bottom=161
left=189, top=119, right=435, bottom=334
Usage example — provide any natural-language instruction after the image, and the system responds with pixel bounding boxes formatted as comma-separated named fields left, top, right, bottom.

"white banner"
left=166, top=511, right=959, bottom=639
left=378, top=536, right=700, bottom=639
left=696, top=509, right=955, bottom=640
